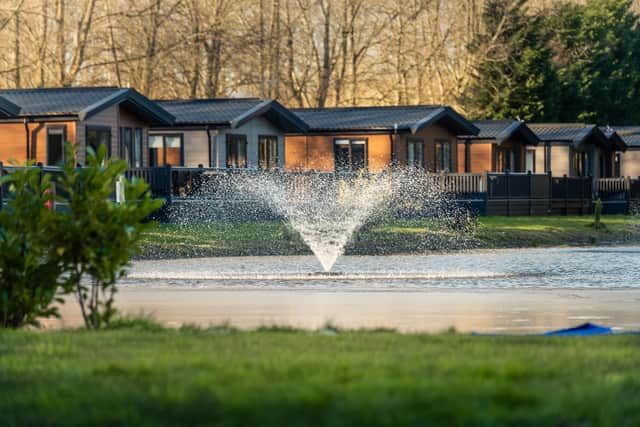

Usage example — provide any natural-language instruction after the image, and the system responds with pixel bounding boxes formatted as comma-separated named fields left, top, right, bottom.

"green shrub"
left=0, top=165, right=63, bottom=328
left=0, top=144, right=162, bottom=330
left=53, top=145, right=162, bottom=329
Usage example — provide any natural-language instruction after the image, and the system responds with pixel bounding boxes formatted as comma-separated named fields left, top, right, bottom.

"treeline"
left=465, top=0, right=640, bottom=125
left=0, top=0, right=639, bottom=124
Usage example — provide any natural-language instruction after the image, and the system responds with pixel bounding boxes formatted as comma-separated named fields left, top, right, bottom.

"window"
left=406, top=139, right=424, bottom=168
left=134, top=128, right=143, bottom=168
left=525, top=149, right=536, bottom=173
left=259, top=135, right=278, bottom=170
left=46, top=126, right=66, bottom=166
left=544, top=143, right=551, bottom=173
left=434, top=140, right=452, bottom=172
left=86, top=126, right=111, bottom=159
left=226, top=134, right=247, bottom=168
left=120, top=127, right=132, bottom=166
left=334, top=139, right=367, bottom=172
left=614, top=153, right=621, bottom=177
left=120, top=127, right=145, bottom=167
left=571, top=148, right=591, bottom=177
left=495, top=147, right=514, bottom=172
left=149, top=134, right=183, bottom=167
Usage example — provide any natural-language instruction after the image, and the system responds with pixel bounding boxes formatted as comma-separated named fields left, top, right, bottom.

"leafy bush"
left=0, top=165, right=63, bottom=328
left=0, top=144, right=161, bottom=329
left=53, top=145, right=162, bottom=329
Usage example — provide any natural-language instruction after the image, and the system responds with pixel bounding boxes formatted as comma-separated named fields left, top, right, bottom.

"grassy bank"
left=139, top=215, right=640, bottom=259
left=1, top=327, right=639, bottom=426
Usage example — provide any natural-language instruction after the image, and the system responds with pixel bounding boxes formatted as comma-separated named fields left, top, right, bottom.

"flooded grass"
left=1, top=328, right=639, bottom=426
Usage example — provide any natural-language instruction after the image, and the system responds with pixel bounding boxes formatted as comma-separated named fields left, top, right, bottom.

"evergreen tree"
left=548, top=0, right=640, bottom=125
left=462, top=0, right=559, bottom=121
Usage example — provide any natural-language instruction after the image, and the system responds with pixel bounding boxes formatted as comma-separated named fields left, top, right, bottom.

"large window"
left=120, top=127, right=144, bottom=167
left=149, top=134, right=183, bottom=167
left=406, top=139, right=424, bottom=168
left=86, top=126, right=111, bottom=159
left=226, top=134, right=248, bottom=168
left=334, top=139, right=367, bottom=172
left=614, top=153, right=621, bottom=177
left=46, top=126, right=66, bottom=166
left=525, top=149, right=536, bottom=173
left=571, top=148, right=591, bottom=177
left=120, top=127, right=132, bottom=166
left=434, top=140, right=452, bottom=172
left=259, top=135, right=278, bottom=170
left=495, top=147, right=515, bottom=172
left=134, top=128, right=143, bottom=168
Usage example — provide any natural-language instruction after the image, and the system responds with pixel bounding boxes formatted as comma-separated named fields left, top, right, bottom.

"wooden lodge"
left=457, top=120, right=540, bottom=173
left=0, top=87, right=174, bottom=167
left=150, top=99, right=308, bottom=169
left=287, top=106, right=478, bottom=173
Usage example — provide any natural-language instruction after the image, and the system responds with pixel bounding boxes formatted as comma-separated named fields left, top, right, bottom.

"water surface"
left=52, top=246, right=640, bottom=333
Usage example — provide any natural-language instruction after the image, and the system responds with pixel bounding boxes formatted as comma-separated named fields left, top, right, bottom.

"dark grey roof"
left=157, top=98, right=308, bottom=132
left=607, top=126, right=640, bottom=148
left=0, top=96, right=20, bottom=116
left=461, top=120, right=539, bottom=145
left=291, top=105, right=479, bottom=135
left=528, top=123, right=609, bottom=148
left=0, top=87, right=174, bottom=125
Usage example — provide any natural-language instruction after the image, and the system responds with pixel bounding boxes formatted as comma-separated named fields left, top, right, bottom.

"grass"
left=1, top=327, right=639, bottom=426
left=138, top=215, right=640, bottom=259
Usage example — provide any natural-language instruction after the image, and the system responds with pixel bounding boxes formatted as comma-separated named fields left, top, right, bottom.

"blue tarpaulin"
left=541, top=322, right=613, bottom=336
left=471, top=322, right=618, bottom=336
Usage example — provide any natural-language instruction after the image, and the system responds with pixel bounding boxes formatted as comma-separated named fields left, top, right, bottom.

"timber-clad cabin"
left=527, top=124, right=625, bottom=179
left=287, top=106, right=479, bottom=172
left=457, top=120, right=541, bottom=173
left=151, top=98, right=308, bottom=168
left=0, top=87, right=174, bottom=166
left=604, top=127, right=640, bottom=177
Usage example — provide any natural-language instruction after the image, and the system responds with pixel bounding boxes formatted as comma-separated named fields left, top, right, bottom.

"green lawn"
left=139, top=215, right=640, bottom=259
left=1, top=328, right=639, bottom=426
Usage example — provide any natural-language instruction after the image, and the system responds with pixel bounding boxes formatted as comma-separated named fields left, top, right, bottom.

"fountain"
left=167, top=168, right=471, bottom=272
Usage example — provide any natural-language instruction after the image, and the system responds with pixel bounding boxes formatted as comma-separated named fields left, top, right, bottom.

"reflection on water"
left=51, top=246, right=640, bottom=333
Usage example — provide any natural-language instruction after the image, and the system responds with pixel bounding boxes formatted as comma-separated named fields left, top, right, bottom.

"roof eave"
left=411, top=107, right=479, bottom=136
left=231, top=99, right=309, bottom=133
left=609, top=132, right=628, bottom=152
left=495, top=121, right=540, bottom=146
left=0, top=96, right=21, bottom=117
left=78, top=88, right=175, bottom=125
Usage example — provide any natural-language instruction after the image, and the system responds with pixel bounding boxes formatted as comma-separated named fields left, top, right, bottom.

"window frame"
left=226, top=133, right=248, bottom=169
left=434, top=139, right=452, bottom=172
left=85, top=125, right=112, bottom=159
left=46, top=125, right=67, bottom=166
left=134, top=128, right=143, bottom=168
left=333, top=138, right=368, bottom=172
left=571, top=147, right=591, bottom=177
left=525, top=148, right=536, bottom=173
left=149, top=133, right=184, bottom=167
left=258, top=134, right=279, bottom=170
left=406, top=138, right=424, bottom=168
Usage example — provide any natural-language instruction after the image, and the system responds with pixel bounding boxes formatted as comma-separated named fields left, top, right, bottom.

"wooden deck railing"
left=432, top=173, right=485, bottom=196
left=596, top=177, right=630, bottom=195
left=3, top=163, right=639, bottom=216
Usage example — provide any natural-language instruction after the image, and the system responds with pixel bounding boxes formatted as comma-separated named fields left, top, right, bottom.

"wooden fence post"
left=564, top=174, right=569, bottom=216
left=547, top=171, right=552, bottom=215
left=506, top=170, right=511, bottom=217
left=166, top=164, right=173, bottom=204
left=527, top=171, right=533, bottom=216
left=0, top=161, right=3, bottom=211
